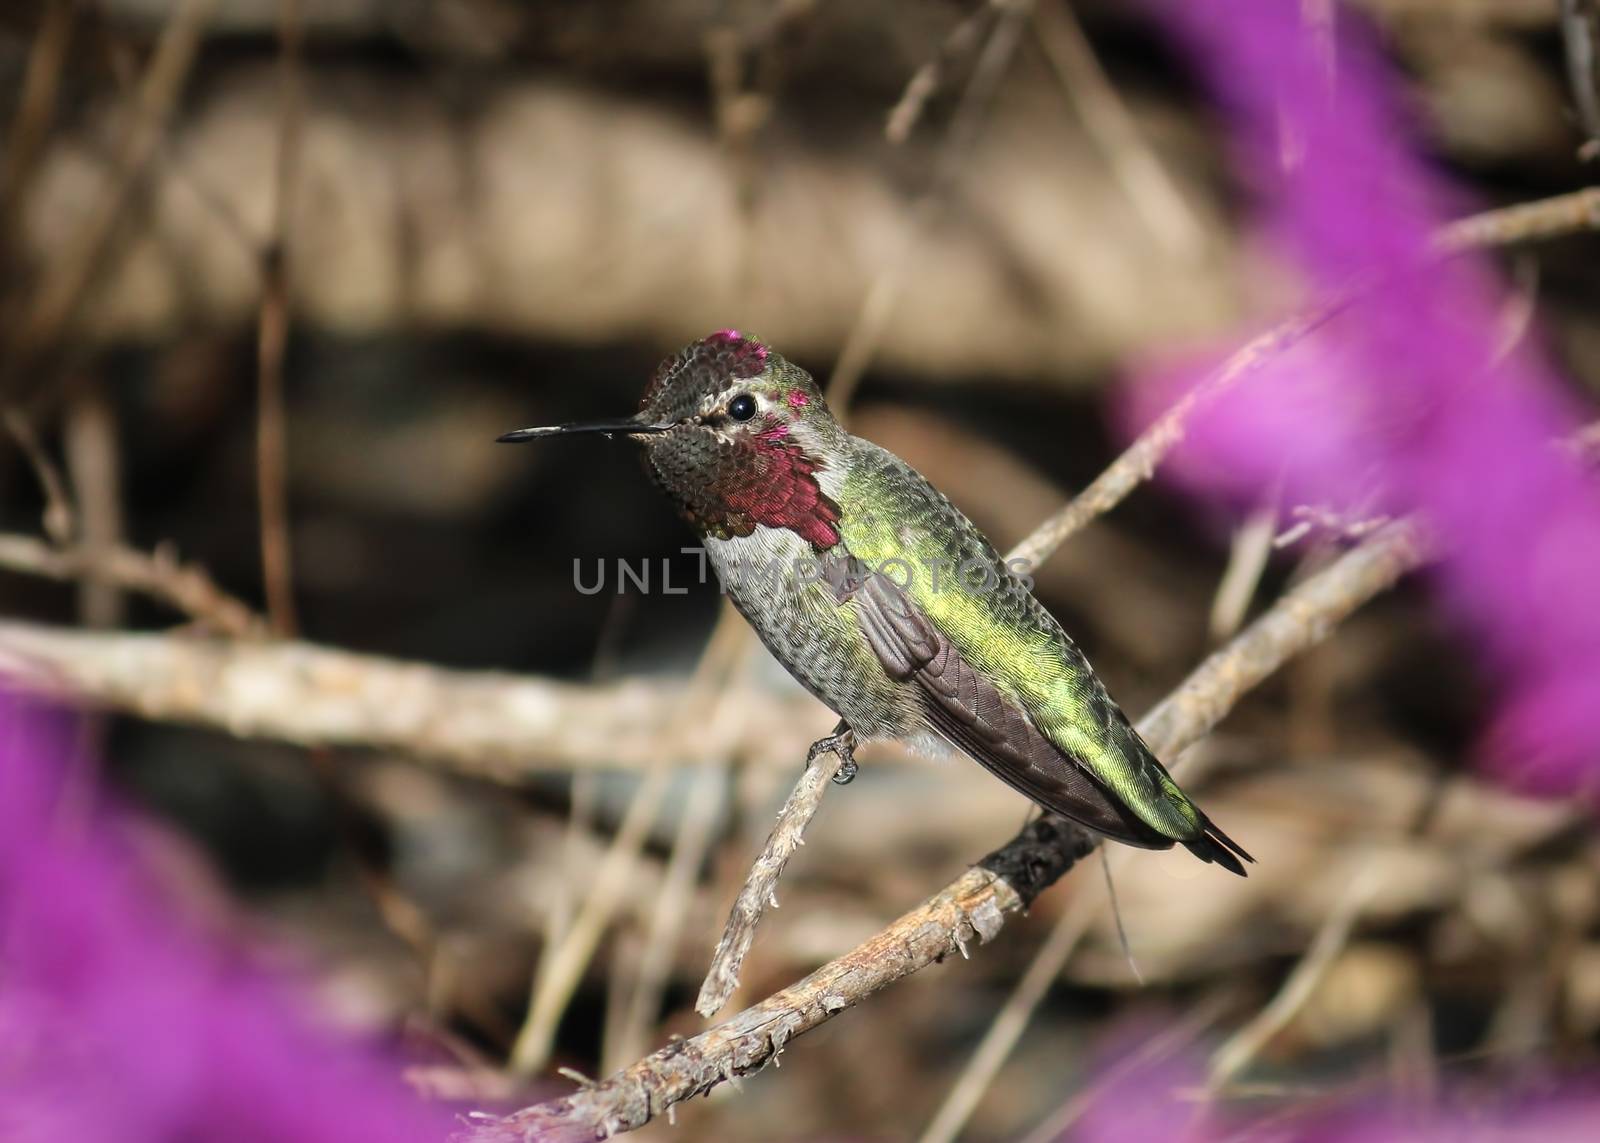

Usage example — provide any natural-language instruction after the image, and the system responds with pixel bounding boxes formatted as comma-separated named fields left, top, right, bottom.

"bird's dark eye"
left=728, top=394, right=758, bottom=422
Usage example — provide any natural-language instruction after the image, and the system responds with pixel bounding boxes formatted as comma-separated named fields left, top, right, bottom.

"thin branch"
left=255, top=0, right=303, bottom=636
left=693, top=735, right=847, bottom=1018
left=509, top=763, right=676, bottom=1076
left=465, top=520, right=1429, bottom=1141
left=1434, top=185, right=1600, bottom=251
left=607, top=757, right=727, bottom=1072
left=1206, top=861, right=1383, bottom=1091
left=828, top=0, right=1033, bottom=414
left=1015, top=997, right=1228, bottom=1143
left=917, top=868, right=1100, bottom=1143
left=0, top=534, right=262, bottom=636
left=884, top=3, right=995, bottom=145
left=1, top=0, right=214, bottom=387
left=1007, top=186, right=1600, bottom=570
left=1560, top=0, right=1600, bottom=161
left=3, top=408, right=74, bottom=544
left=1208, top=501, right=1279, bottom=641
left=1006, top=306, right=1339, bottom=569
left=63, top=384, right=125, bottom=628
left=1033, top=0, right=1208, bottom=261
left=508, top=613, right=752, bottom=1076
left=0, top=0, right=77, bottom=258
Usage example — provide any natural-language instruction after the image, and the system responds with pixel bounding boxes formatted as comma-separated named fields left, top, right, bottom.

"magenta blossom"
left=1126, top=0, right=1600, bottom=794
left=0, top=695, right=452, bottom=1142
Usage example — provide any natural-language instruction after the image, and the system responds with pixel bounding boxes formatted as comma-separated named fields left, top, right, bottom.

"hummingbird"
left=500, top=330, right=1251, bottom=874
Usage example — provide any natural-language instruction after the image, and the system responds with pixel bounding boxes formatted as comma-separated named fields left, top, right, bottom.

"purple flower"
left=1130, top=0, right=1600, bottom=793
left=0, top=696, right=451, bottom=1142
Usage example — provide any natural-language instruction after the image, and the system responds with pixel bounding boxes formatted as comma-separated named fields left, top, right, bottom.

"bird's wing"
left=833, top=444, right=1250, bottom=872
left=841, top=560, right=1172, bottom=848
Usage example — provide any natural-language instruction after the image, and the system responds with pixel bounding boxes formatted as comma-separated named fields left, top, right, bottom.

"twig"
left=1006, top=186, right=1600, bottom=570
left=256, top=0, right=303, bottom=636
left=599, top=930, right=645, bottom=1084
left=1208, top=501, right=1279, bottom=641
left=63, top=385, right=125, bottom=628
left=1006, top=306, right=1339, bottom=570
left=1489, top=255, right=1540, bottom=365
left=0, top=0, right=77, bottom=257
left=1206, top=862, right=1384, bottom=1092
left=1434, top=185, right=1600, bottom=251
left=551, top=596, right=630, bottom=1060
left=1561, top=0, right=1600, bottom=161
left=0, top=534, right=262, bottom=636
left=1033, top=0, right=1208, bottom=261
left=693, top=732, right=848, bottom=1018
left=884, top=3, right=995, bottom=145
left=1, top=0, right=214, bottom=388
left=256, top=255, right=297, bottom=634
left=508, top=759, right=669, bottom=1073
left=465, top=521, right=1429, bottom=1141
left=1015, top=995, right=1230, bottom=1143
left=917, top=869, right=1100, bottom=1143
left=606, top=757, right=727, bottom=1071
left=508, top=613, right=751, bottom=1076
left=469, top=853, right=1039, bottom=1143
left=828, top=0, right=1033, bottom=414
left=262, top=0, right=447, bottom=981
left=4, top=408, right=74, bottom=544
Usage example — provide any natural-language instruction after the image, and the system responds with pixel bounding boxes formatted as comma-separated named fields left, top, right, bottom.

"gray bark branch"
left=0, top=622, right=819, bottom=778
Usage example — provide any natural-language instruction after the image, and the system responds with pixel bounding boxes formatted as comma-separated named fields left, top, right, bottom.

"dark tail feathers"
left=1180, top=815, right=1254, bottom=877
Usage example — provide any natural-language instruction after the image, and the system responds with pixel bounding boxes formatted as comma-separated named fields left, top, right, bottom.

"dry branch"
left=1034, top=0, right=1208, bottom=261
left=0, top=533, right=262, bottom=636
left=1008, top=185, right=1600, bottom=570
left=466, top=520, right=1429, bottom=1141
left=1006, top=307, right=1340, bottom=569
left=1435, top=185, right=1600, bottom=249
left=0, top=623, right=820, bottom=777
left=509, top=614, right=752, bottom=1077
left=3, top=0, right=214, bottom=384
left=693, top=737, right=848, bottom=1018
left=1206, top=861, right=1384, bottom=1091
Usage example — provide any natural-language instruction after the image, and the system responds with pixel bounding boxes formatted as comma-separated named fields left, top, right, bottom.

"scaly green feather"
left=838, top=442, right=1206, bottom=842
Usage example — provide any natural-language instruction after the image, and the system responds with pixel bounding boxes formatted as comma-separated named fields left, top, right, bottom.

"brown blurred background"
left=2, top=1, right=1599, bottom=1140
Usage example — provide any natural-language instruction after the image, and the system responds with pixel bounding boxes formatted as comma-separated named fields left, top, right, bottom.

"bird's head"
left=499, top=330, right=845, bottom=548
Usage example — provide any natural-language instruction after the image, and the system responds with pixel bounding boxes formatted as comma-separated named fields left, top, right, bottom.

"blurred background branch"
left=0, top=621, right=822, bottom=776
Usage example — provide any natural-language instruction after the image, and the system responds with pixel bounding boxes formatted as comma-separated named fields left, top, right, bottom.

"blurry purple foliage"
left=0, top=696, right=452, bottom=1143
left=1127, top=0, right=1600, bottom=795
left=1071, top=1017, right=1600, bottom=1142
left=1073, top=1018, right=1210, bottom=1143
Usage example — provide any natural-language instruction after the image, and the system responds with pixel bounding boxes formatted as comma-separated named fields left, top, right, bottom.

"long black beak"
left=496, top=419, right=673, bottom=443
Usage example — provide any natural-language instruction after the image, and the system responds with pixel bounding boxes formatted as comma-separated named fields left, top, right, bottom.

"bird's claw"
left=806, top=722, right=858, bottom=785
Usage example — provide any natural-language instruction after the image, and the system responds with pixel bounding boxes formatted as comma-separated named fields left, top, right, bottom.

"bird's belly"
left=704, top=530, right=914, bottom=739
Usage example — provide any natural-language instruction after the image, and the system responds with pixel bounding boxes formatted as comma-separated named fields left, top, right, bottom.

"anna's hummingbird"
left=501, top=331, right=1251, bottom=874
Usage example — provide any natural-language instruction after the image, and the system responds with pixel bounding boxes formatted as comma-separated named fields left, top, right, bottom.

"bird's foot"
left=807, top=721, right=859, bottom=785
